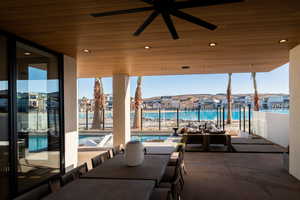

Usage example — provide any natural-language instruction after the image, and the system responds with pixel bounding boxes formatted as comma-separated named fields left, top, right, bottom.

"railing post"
left=198, top=106, right=200, bottom=122
left=36, top=109, right=39, bottom=130
left=248, top=104, right=251, bottom=134
left=239, top=105, right=241, bottom=130
left=85, top=108, right=89, bottom=130
left=217, top=107, right=219, bottom=127
left=243, top=106, right=246, bottom=132
left=102, top=108, right=105, bottom=130
left=158, top=108, right=161, bottom=131
left=141, top=108, right=143, bottom=130
left=222, top=106, right=225, bottom=131
left=176, top=108, right=179, bottom=128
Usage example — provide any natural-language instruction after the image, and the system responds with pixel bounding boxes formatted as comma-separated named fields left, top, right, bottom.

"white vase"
left=124, top=141, right=144, bottom=166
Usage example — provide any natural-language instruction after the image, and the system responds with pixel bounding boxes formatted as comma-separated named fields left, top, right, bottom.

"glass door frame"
left=0, top=29, right=65, bottom=198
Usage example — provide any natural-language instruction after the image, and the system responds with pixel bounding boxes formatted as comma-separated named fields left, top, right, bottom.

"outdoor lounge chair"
left=14, top=183, right=50, bottom=200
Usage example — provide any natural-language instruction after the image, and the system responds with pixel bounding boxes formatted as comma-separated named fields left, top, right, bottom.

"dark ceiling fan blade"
left=161, top=12, right=179, bottom=40
left=91, top=7, right=154, bottom=17
left=133, top=11, right=160, bottom=36
left=174, top=0, right=244, bottom=9
left=171, top=10, right=217, bottom=30
left=141, top=0, right=154, bottom=4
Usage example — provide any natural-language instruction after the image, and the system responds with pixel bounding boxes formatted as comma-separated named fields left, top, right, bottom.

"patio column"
left=289, top=44, right=300, bottom=180
left=64, top=55, right=78, bottom=171
left=113, top=74, right=131, bottom=146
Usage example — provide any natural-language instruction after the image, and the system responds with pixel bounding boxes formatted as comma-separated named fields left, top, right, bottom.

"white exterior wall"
left=289, top=44, right=300, bottom=180
left=63, top=55, right=78, bottom=170
left=252, top=111, right=289, bottom=147
left=113, top=74, right=131, bottom=146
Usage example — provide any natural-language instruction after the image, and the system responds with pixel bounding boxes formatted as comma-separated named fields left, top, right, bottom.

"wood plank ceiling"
left=0, top=0, right=299, bottom=77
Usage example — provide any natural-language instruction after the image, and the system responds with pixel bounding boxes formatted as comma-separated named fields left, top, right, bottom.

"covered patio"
left=1, top=0, right=300, bottom=199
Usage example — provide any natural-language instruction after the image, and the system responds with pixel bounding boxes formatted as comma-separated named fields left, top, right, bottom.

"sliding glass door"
left=15, top=42, right=62, bottom=193
left=0, top=32, right=64, bottom=199
left=0, top=35, right=9, bottom=200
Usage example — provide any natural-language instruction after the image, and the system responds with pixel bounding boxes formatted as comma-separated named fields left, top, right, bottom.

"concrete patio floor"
left=182, top=152, right=300, bottom=200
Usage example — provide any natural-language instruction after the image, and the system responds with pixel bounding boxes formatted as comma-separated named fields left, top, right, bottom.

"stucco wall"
left=252, top=111, right=289, bottom=147
left=113, top=74, right=131, bottom=146
left=63, top=55, right=78, bottom=170
left=289, top=44, right=300, bottom=180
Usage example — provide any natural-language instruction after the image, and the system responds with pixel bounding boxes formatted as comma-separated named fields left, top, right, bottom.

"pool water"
left=29, top=135, right=170, bottom=152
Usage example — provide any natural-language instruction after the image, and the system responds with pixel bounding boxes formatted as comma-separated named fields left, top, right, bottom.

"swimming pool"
left=28, top=134, right=171, bottom=152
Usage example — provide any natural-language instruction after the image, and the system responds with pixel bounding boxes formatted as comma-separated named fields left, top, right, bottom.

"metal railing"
left=79, top=105, right=254, bottom=133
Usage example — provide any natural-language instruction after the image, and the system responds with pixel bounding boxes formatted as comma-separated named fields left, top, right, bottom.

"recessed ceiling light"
left=279, top=39, right=288, bottom=44
left=209, top=42, right=217, bottom=47
left=24, top=52, right=32, bottom=56
left=181, top=66, right=190, bottom=70
left=83, top=49, right=91, bottom=53
left=144, top=46, right=151, bottom=49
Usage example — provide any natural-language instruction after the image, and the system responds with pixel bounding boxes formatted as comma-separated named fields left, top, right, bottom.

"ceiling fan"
left=91, top=0, right=244, bottom=40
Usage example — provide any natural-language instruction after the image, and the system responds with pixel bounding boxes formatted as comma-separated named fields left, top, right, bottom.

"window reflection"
left=0, top=35, right=9, bottom=200
left=16, top=42, right=61, bottom=193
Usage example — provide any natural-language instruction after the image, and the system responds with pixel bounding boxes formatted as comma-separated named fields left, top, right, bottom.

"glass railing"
left=78, top=105, right=256, bottom=133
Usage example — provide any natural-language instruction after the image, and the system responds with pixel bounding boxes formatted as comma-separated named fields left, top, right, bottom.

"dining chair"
left=60, top=171, right=76, bottom=186
left=61, top=163, right=88, bottom=186
left=150, top=188, right=173, bottom=200
left=160, top=152, right=184, bottom=200
left=48, top=175, right=61, bottom=193
left=91, top=152, right=109, bottom=168
left=77, top=162, right=88, bottom=176
left=14, top=183, right=50, bottom=200
left=108, top=149, right=114, bottom=159
left=112, top=144, right=124, bottom=156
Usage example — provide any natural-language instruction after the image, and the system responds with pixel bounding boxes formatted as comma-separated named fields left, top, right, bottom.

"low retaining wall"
left=252, top=111, right=289, bottom=147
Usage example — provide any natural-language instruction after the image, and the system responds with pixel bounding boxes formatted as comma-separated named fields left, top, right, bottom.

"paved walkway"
left=182, top=152, right=300, bottom=200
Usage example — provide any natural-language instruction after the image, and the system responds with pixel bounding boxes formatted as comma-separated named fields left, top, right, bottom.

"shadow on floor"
left=182, top=152, right=300, bottom=200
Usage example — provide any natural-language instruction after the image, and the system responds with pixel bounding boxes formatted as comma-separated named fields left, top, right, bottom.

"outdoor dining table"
left=82, top=154, right=170, bottom=186
left=144, top=145, right=177, bottom=155
left=42, top=178, right=155, bottom=200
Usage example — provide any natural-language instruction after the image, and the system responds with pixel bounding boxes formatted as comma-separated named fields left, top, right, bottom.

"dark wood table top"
left=42, top=179, right=155, bottom=200
left=145, top=146, right=177, bottom=155
left=82, top=154, right=170, bottom=185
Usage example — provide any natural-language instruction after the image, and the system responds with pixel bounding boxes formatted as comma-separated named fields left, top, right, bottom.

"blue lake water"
left=79, top=109, right=288, bottom=121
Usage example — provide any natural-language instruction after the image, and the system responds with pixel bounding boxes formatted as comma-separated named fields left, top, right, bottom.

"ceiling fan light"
left=83, top=49, right=91, bottom=53
left=209, top=42, right=217, bottom=47
left=279, top=39, right=288, bottom=44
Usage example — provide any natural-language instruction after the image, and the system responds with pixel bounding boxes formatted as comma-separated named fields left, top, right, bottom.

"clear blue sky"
left=78, top=63, right=289, bottom=99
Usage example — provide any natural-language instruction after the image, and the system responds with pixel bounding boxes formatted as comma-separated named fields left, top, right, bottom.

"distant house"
left=267, top=96, right=288, bottom=109
left=106, top=94, right=113, bottom=110
left=199, top=98, right=220, bottom=109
